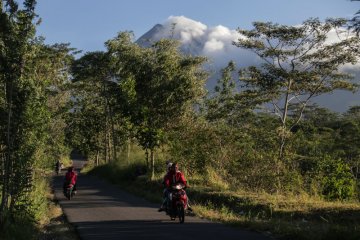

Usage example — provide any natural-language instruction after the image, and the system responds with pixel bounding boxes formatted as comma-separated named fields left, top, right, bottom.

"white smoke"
left=146, top=16, right=359, bottom=111
left=156, top=16, right=359, bottom=70
left=154, top=16, right=257, bottom=70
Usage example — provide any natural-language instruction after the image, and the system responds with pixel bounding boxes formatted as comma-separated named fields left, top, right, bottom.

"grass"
left=86, top=160, right=360, bottom=240
left=0, top=173, right=79, bottom=240
left=188, top=189, right=360, bottom=240
left=37, top=189, right=80, bottom=240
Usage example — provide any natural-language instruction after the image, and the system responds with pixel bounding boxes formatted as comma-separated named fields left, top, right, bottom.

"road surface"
left=53, top=159, right=273, bottom=240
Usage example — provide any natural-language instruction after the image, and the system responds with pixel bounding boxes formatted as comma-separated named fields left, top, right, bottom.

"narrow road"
left=53, top=160, right=272, bottom=240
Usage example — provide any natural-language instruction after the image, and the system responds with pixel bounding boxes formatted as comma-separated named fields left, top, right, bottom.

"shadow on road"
left=75, top=219, right=270, bottom=240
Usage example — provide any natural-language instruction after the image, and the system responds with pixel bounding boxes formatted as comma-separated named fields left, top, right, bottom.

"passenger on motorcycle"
left=158, top=161, right=173, bottom=211
left=164, top=163, right=187, bottom=188
left=63, top=166, right=78, bottom=195
left=159, top=162, right=192, bottom=212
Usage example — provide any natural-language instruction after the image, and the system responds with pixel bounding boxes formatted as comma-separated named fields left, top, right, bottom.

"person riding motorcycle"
left=55, top=160, right=61, bottom=174
left=164, top=162, right=187, bottom=189
left=63, top=166, right=78, bottom=195
left=159, top=162, right=192, bottom=212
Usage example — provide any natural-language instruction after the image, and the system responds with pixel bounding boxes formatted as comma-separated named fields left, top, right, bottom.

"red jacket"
left=164, top=170, right=187, bottom=188
left=65, top=171, right=77, bottom=186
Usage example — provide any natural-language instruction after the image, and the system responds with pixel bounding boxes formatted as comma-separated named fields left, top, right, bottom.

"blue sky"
left=35, top=0, right=358, bottom=53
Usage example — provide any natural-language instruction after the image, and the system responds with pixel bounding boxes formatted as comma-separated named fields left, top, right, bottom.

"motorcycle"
left=165, top=183, right=188, bottom=223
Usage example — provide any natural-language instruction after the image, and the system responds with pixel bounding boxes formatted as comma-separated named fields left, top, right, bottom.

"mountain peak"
left=136, top=24, right=165, bottom=47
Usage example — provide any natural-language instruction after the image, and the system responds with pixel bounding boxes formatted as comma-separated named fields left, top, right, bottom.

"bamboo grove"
left=1, top=0, right=360, bottom=232
left=0, top=0, right=73, bottom=230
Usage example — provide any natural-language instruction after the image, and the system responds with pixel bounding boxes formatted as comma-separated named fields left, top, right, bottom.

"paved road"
left=54, top=160, right=272, bottom=240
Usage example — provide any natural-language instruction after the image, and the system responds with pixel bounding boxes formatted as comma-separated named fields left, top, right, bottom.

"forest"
left=1, top=0, right=360, bottom=239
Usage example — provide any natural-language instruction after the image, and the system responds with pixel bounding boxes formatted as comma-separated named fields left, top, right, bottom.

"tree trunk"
left=150, top=149, right=155, bottom=180
left=96, top=150, right=99, bottom=166
left=107, top=130, right=112, bottom=162
left=279, top=79, right=291, bottom=159
left=0, top=79, right=14, bottom=225
left=127, top=139, right=131, bottom=164
left=104, top=130, right=108, bottom=163
left=276, top=79, right=292, bottom=193
left=145, top=148, right=149, bottom=170
left=108, top=106, right=117, bottom=162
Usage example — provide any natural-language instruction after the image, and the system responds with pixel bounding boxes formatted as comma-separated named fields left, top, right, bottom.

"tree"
left=233, top=18, right=360, bottom=159
left=0, top=0, right=38, bottom=224
left=205, top=61, right=257, bottom=128
left=349, top=0, right=360, bottom=35
left=233, top=18, right=360, bottom=190
left=335, top=106, right=360, bottom=178
left=0, top=0, right=73, bottom=227
left=107, top=32, right=208, bottom=179
left=69, top=51, right=122, bottom=164
left=206, top=61, right=238, bottom=122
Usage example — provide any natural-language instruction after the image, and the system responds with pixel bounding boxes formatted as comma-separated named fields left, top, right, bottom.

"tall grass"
left=0, top=174, right=49, bottom=240
left=0, top=172, right=79, bottom=240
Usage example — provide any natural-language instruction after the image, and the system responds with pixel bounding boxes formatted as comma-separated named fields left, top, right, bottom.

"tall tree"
left=0, top=0, right=73, bottom=227
left=206, top=61, right=238, bottom=122
left=234, top=18, right=360, bottom=157
left=349, top=0, right=360, bottom=35
left=0, top=0, right=38, bottom=224
left=69, top=51, right=120, bottom=164
left=107, top=32, right=208, bottom=179
left=233, top=18, right=360, bottom=188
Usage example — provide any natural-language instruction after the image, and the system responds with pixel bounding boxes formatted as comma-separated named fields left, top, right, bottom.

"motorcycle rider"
left=63, top=166, right=78, bottom=195
left=159, top=162, right=192, bottom=212
left=55, top=160, right=61, bottom=175
left=164, top=162, right=187, bottom=188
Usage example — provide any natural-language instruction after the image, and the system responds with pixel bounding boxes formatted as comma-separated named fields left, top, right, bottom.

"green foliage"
left=27, top=175, right=50, bottom=222
left=234, top=18, right=360, bottom=161
left=350, top=0, right=360, bottom=36
left=0, top=0, right=73, bottom=230
left=104, top=32, right=208, bottom=178
left=0, top=174, right=51, bottom=240
left=319, top=157, right=355, bottom=200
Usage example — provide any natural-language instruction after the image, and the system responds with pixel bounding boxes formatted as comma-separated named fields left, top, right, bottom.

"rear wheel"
left=178, top=205, right=185, bottom=223
left=67, top=188, right=72, bottom=200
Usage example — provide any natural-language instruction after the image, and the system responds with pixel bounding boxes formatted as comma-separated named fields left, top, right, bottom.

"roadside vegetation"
left=1, top=1, right=360, bottom=239
left=85, top=143, right=360, bottom=240
left=0, top=171, right=79, bottom=240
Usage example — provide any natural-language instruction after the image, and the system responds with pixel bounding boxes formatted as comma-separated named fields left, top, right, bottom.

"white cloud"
left=145, top=16, right=360, bottom=112
left=203, top=38, right=224, bottom=53
left=154, top=16, right=256, bottom=69
left=160, top=16, right=207, bottom=43
left=157, top=17, right=360, bottom=72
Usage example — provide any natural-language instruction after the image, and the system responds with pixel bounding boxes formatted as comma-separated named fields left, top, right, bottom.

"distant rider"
left=63, top=166, right=78, bottom=194
left=55, top=160, right=61, bottom=174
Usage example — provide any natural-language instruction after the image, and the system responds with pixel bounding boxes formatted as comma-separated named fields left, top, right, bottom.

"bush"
left=320, top=157, right=355, bottom=200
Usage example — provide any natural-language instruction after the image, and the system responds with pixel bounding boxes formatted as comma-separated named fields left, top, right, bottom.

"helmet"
left=167, top=162, right=173, bottom=171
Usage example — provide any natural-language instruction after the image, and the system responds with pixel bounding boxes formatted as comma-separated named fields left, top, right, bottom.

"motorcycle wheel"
left=177, top=205, right=185, bottom=223
left=67, top=188, right=72, bottom=200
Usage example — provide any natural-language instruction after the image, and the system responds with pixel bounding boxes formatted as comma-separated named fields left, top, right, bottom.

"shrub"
left=320, top=157, right=355, bottom=200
